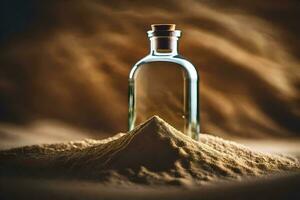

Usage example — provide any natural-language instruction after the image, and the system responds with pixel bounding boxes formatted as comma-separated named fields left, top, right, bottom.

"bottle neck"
left=150, top=36, right=179, bottom=56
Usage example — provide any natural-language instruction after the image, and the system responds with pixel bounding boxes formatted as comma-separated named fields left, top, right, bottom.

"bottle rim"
left=147, top=30, right=181, bottom=38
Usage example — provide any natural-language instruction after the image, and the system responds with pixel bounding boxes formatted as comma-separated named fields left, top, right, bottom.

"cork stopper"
left=151, top=24, right=176, bottom=31
left=147, top=24, right=181, bottom=38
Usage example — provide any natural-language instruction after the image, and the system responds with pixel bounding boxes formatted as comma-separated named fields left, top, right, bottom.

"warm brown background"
left=0, top=0, right=299, bottom=146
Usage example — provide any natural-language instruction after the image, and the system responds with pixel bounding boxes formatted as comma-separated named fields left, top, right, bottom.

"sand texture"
left=0, top=116, right=299, bottom=186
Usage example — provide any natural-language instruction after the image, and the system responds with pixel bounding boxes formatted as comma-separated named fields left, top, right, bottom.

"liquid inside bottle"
left=128, top=24, right=199, bottom=140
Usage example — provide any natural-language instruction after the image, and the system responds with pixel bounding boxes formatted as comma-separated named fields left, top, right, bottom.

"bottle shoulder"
left=130, top=54, right=198, bottom=79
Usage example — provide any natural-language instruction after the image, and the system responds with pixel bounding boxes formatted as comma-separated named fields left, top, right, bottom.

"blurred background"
left=0, top=0, right=299, bottom=149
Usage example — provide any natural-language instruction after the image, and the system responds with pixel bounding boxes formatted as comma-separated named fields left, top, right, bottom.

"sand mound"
left=0, top=116, right=299, bottom=186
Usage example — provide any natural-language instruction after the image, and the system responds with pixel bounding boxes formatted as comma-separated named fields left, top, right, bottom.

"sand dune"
left=0, top=0, right=299, bottom=138
left=1, top=116, right=298, bottom=186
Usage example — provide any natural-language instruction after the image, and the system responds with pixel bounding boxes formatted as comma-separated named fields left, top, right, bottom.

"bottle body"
left=128, top=24, right=200, bottom=140
left=129, top=55, right=199, bottom=140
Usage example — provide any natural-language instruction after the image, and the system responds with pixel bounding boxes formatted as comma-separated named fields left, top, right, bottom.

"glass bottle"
left=128, top=24, right=200, bottom=140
